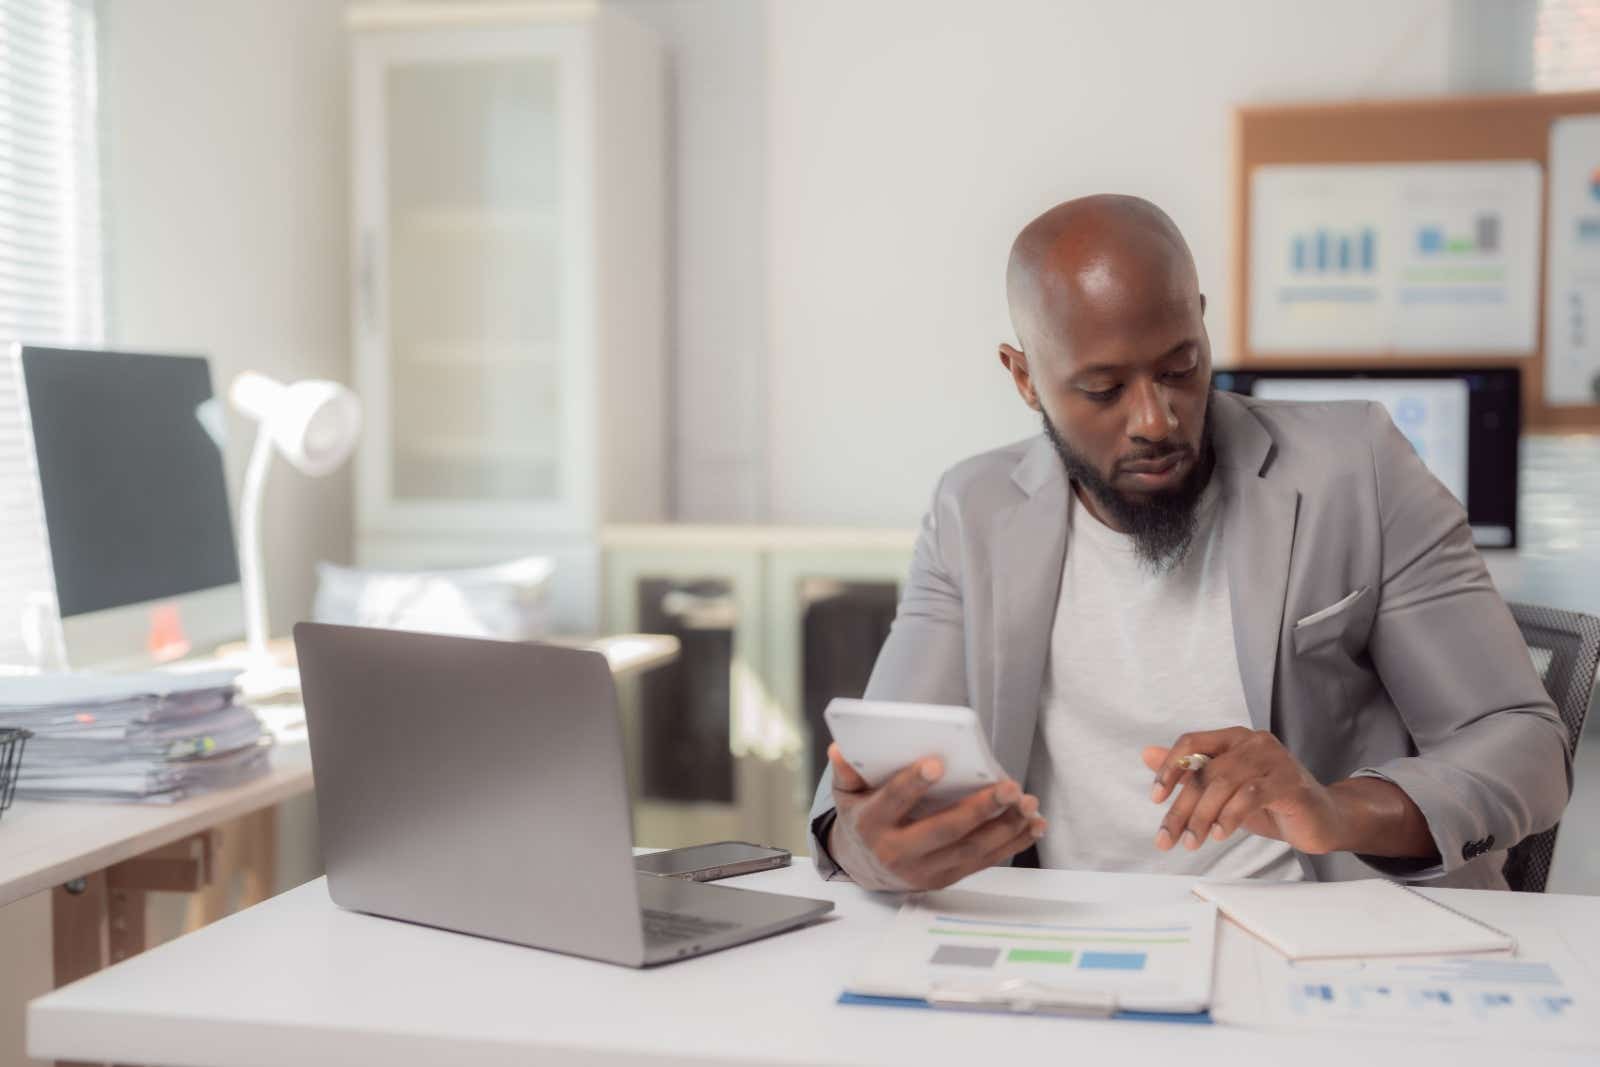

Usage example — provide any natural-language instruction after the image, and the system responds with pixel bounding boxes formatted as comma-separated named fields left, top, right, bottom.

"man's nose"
left=1127, top=379, right=1178, bottom=443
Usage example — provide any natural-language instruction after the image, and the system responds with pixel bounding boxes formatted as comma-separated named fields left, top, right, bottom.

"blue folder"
left=838, top=991, right=1212, bottom=1024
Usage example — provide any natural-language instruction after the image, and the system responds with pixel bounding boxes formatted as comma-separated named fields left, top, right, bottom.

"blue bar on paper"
left=1338, top=236, right=1351, bottom=271
left=1315, top=230, right=1328, bottom=271
left=1360, top=228, right=1375, bottom=271
left=1079, top=952, right=1147, bottom=971
left=1292, top=236, right=1306, bottom=272
left=1418, top=226, right=1443, bottom=254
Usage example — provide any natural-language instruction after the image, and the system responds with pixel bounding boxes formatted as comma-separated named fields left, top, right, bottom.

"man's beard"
left=1041, top=389, right=1216, bottom=574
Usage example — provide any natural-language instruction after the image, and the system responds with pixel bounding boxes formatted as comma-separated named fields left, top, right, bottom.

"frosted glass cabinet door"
left=354, top=25, right=590, bottom=533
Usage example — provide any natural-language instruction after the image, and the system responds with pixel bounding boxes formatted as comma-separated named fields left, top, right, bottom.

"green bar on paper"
left=1007, top=948, right=1075, bottom=965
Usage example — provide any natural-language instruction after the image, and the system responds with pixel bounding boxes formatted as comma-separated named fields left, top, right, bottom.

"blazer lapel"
left=988, top=437, right=1069, bottom=782
left=1213, top=393, right=1300, bottom=734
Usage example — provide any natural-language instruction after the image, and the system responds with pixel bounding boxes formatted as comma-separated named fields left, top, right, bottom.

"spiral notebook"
left=1193, top=878, right=1515, bottom=961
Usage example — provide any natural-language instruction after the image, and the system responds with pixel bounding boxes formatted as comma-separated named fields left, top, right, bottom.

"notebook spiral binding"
left=1397, top=882, right=1519, bottom=954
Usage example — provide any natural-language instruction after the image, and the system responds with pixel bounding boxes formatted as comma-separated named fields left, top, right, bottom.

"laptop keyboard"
left=642, top=908, right=739, bottom=946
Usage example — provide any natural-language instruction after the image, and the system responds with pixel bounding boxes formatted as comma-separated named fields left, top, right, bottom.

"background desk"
left=0, top=632, right=678, bottom=907
left=0, top=634, right=679, bottom=996
left=30, top=858, right=1600, bottom=1066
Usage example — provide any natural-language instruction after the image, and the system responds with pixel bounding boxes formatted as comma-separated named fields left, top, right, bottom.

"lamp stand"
left=235, top=424, right=299, bottom=701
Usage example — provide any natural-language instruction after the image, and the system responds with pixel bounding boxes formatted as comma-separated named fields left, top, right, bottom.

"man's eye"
left=1163, top=366, right=1197, bottom=382
left=1081, top=385, right=1123, bottom=403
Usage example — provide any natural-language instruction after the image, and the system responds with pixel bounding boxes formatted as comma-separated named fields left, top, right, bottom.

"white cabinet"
left=349, top=5, right=664, bottom=631
left=602, top=526, right=916, bottom=852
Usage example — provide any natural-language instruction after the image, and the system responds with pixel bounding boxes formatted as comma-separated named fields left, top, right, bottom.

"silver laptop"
left=294, top=622, right=833, bottom=966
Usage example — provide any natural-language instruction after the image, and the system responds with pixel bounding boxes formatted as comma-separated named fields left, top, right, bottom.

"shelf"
left=396, top=205, right=560, bottom=237
left=396, top=340, right=562, bottom=369
left=398, top=436, right=560, bottom=463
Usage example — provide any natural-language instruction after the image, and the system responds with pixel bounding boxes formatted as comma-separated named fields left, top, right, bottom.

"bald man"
left=808, top=195, right=1569, bottom=892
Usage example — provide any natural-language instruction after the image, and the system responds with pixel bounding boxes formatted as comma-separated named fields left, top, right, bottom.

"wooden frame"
left=1234, top=90, right=1600, bottom=432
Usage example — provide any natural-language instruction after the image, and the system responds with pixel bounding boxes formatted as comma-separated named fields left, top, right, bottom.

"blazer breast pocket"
left=1291, top=586, right=1373, bottom=657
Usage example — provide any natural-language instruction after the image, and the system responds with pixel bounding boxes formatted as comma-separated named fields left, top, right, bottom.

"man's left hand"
left=1143, top=728, right=1345, bottom=855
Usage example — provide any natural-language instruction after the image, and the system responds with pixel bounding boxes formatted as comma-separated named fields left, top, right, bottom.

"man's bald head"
left=996, top=195, right=1215, bottom=572
left=1005, top=195, right=1199, bottom=357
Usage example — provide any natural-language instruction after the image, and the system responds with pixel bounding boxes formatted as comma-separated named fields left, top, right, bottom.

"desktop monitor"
left=18, top=345, right=244, bottom=668
left=1213, top=366, right=1520, bottom=549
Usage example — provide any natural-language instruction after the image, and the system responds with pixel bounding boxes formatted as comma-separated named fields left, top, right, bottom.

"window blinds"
left=0, top=0, right=103, bottom=668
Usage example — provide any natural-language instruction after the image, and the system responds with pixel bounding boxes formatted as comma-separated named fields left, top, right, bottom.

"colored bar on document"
left=1079, top=952, right=1147, bottom=971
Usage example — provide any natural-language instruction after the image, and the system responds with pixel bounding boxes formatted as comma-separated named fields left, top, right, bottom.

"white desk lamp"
left=230, top=372, right=362, bottom=698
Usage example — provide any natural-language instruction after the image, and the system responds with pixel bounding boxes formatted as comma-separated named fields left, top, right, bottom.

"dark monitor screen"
left=1213, top=366, right=1520, bottom=549
left=20, top=346, right=241, bottom=618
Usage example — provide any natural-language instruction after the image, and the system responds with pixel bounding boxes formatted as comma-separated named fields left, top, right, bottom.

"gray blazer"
left=809, top=391, right=1570, bottom=889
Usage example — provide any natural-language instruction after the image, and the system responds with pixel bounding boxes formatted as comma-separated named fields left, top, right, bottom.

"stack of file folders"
left=0, top=669, right=269, bottom=803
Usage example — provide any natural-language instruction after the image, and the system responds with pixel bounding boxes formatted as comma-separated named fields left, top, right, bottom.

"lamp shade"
left=230, top=372, right=362, bottom=476
left=228, top=371, right=364, bottom=694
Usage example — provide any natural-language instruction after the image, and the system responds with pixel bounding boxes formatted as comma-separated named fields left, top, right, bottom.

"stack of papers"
left=0, top=670, right=270, bottom=803
left=1199, top=878, right=1600, bottom=1046
left=1216, top=935, right=1600, bottom=1045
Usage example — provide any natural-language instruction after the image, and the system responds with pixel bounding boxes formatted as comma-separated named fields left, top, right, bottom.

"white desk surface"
left=0, top=634, right=678, bottom=908
left=29, top=859, right=1600, bottom=1067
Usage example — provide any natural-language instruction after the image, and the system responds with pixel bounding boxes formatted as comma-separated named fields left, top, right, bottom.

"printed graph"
left=1416, top=212, right=1501, bottom=255
left=1286, top=958, right=1579, bottom=1025
left=1289, top=226, right=1377, bottom=275
left=923, top=914, right=1192, bottom=973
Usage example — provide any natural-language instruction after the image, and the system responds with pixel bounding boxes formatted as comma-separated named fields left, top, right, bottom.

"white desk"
left=29, top=859, right=1600, bottom=1066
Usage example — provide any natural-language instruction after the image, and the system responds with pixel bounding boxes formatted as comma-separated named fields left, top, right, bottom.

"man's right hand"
left=824, top=742, right=1046, bottom=891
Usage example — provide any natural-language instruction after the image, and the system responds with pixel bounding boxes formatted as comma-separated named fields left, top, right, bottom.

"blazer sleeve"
left=807, top=473, right=970, bottom=878
left=1351, top=403, right=1571, bottom=880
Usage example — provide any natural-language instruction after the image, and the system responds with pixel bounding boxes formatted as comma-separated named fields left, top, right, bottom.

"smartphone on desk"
left=634, top=841, right=791, bottom=882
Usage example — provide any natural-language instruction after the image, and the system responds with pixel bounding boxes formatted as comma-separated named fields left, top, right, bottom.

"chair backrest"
left=1500, top=602, right=1600, bottom=893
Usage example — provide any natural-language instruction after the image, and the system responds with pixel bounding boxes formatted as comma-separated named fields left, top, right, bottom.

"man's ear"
left=998, top=342, right=1040, bottom=411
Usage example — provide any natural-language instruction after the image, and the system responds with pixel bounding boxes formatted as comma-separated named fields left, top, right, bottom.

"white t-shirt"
left=1025, top=482, right=1302, bottom=881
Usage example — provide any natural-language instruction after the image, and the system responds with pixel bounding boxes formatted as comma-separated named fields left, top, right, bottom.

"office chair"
left=1500, top=602, right=1600, bottom=894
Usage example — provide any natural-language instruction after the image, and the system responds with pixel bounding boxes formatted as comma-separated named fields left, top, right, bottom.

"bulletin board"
left=1235, top=90, right=1600, bottom=432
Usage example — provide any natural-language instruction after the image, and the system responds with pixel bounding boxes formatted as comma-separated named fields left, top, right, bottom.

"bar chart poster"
left=1250, top=162, right=1542, bottom=355
left=1543, top=114, right=1600, bottom=406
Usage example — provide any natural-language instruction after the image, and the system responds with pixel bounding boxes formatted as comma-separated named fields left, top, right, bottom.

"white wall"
left=764, top=0, right=1455, bottom=525
left=1448, top=0, right=1536, bottom=92
left=99, top=0, right=354, bottom=631
left=612, top=0, right=771, bottom=522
